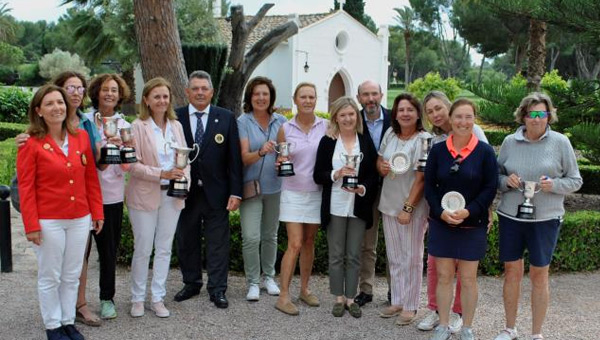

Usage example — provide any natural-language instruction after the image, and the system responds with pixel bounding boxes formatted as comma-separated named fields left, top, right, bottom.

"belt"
left=160, top=184, right=169, bottom=191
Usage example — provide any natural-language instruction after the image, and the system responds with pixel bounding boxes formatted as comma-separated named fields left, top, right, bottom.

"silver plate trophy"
left=96, top=113, right=121, bottom=164
left=119, top=127, right=137, bottom=163
left=389, top=152, right=411, bottom=175
left=275, top=142, right=295, bottom=177
left=416, top=136, right=433, bottom=172
left=441, top=191, right=466, bottom=213
left=164, top=141, right=199, bottom=198
left=339, top=152, right=364, bottom=189
left=516, top=180, right=541, bottom=219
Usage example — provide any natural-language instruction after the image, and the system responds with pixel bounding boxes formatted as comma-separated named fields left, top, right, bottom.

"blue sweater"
left=425, top=140, right=498, bottom=228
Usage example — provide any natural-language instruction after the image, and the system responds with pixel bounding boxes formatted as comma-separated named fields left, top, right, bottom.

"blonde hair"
left=139, top=77, right=177, bottom=122
left=514, top=92, right=558, bottom=124
left=328, top=96, right=363, bottom=137
left=423, top=90, right=452, bottom=135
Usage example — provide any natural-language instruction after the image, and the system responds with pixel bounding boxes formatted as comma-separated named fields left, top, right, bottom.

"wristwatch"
left=402, top=202, right=414, bottom=213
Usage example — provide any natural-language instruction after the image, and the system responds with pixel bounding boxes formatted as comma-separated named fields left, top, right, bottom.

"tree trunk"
left=404, top=32, right=410, bottom=85
left=526, top=19, right=547, bottom=91
left=549, top=46, right=560, bottom=71
left=514, top=43, right=527, bottom=75
left=477, top=56, right=485, bottom=85
left=217, top=4, right=298, bottom=115
left=121, top=67, right=137, bottom=116
left=133, top=0, right=188, bottom=107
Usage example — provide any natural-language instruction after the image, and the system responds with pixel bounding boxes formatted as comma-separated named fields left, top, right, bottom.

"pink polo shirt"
left=281, top=115, right=328, bottom=192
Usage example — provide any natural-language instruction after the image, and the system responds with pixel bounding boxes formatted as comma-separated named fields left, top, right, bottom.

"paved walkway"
left=1, top=206, right=598, bottom=340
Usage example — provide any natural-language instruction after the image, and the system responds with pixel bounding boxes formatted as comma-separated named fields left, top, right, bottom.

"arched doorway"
left=328, top=72, right=346, bottom=110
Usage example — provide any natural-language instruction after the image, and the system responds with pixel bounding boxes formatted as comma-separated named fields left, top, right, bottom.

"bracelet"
left=402, top=201, right=414, bottom=214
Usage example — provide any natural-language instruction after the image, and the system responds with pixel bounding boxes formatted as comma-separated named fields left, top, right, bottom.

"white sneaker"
left=246, top=284, right=260, bottom=301
left=429, top=325, right=451, bottom=340
left=130, top=302, right=144, bottom=318
left=449, top=312, right=463, bottom=333
left=151, top=301, right=170, bottom=318
left=417, top=311, right=440, bottom=331
left=494, top=327, right=519, bottom=340
left=459, top=327, right=475, bottom=340
left=263, top=277, right=280, bottom=296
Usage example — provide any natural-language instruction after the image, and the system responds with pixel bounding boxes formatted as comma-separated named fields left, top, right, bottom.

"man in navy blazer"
left=354, top=80, right=391, bottom=307
left=173, top=70, right=242, bottom=308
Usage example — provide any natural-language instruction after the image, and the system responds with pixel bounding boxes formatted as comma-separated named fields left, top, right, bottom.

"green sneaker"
left=100, top=300, right=117, bottom=319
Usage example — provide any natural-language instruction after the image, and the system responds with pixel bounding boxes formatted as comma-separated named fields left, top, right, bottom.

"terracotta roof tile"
left=217, top=12, right=333, bottom=50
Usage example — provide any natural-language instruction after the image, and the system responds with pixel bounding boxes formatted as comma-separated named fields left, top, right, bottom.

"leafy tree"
left=38, top=48, right=90, bottom=79
left=333, top=0, right=377, bottom=32
left=0, top=42, right=24, bottom=67
left=408, top=72, right=462, bottom=101
left=0, top=2, right=16, bottom=42
left=176, top=0, right=221, bottom=44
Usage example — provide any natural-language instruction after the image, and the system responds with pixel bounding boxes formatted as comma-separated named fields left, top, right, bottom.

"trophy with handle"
left=165, top=141, right=199, bottom=198
left=119, top=127, right=137, bottom=163
left=339, top=152, right=364, bottom=189
left=96, top=113, right=121, bottom=164
left=416, top=136, right=433, bottom=172
left=274, top=142, right=295, bottom=177
left=516, top=180, right=542, bottom=219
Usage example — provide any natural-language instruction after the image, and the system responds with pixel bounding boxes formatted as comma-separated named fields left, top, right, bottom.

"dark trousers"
left=91, top=202, right=123, bottom=301
left=176, top=186, right=230, bottom=295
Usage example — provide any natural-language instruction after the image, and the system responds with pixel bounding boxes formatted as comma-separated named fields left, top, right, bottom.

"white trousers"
left=34, top=215, right=90, bottom=329
left=128, top=191, right=181, bottom=303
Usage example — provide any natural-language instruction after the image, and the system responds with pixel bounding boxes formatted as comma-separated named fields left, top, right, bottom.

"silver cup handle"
left=188, top=143, right=200, bottom=164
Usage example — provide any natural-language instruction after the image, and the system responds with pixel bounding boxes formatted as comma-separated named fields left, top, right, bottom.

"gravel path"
left=1, top=206, right=598, bottom=340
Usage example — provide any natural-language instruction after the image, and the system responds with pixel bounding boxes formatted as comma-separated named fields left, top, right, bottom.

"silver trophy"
left=416, top=136, right=433, bottom=172
left=96, top=113, right=122, bottom=164
left=516, top=180, right=541, bottom=219
left=274, top=142, right=295, bottom=177
left=119, top=127, right=137, bottom=163
left=339, top=152, right=364, bottom=189
left=164, top=141, right=199, bottom=198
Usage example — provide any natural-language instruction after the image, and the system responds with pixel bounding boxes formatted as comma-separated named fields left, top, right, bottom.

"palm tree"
left=394, top=6, right=415, bottom=85
left=0, top=2, right=16, bottom=43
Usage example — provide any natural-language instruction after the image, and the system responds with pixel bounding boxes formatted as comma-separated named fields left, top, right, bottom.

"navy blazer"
left=175, top=105, right=243, bottom=210
left=360, top=106, right=390, bottom=149
left=313, top=133, right=379, bottom=229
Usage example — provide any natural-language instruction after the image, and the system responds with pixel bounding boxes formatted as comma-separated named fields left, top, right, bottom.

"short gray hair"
left=188, top=70, right=213, bottom=89
left=514, top=92, right=558, bottom=125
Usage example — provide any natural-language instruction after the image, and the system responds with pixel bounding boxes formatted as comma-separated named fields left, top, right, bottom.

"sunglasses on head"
left=450, top=155, right=463, bottom=174
left=65, top=85, right=85, bottom=95
left=526, top=111, right=549, bottom=119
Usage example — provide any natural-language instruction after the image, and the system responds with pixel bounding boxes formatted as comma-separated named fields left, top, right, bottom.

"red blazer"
left=17, top=129, right=104, bottom=234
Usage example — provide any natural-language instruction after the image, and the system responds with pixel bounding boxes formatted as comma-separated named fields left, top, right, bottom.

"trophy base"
left=167, top=179, right=188, bottom=198
left=100, top=146, right=122, bottom=164
left=278, top=163, right=295, bottom=177
left=516, top=204, right=536, bottom=219
left=120, top=148, right=137, bottom=163
left=342, top=176, right=359, bottom=189
left=417, top=159, right=427, bottom=172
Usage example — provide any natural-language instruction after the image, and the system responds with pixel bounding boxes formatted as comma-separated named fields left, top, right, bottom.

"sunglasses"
left=65, top=85, right=85, bottom=95
left=526, top=111, right=549, bottom=119
left=450, top=155, right=463, bottom=174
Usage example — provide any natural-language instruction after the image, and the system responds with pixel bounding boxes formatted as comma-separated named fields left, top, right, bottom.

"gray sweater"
left=497, top=126, right=583, bottom=222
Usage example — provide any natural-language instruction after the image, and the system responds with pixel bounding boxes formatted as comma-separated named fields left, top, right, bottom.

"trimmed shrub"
left=0, top=122, right=27, bottom=141
left=483, top=129, right=511, bottom=146
left=0, top=86, right=33, bottom=123
left=117, top=207, right=600, bottom=275
left=568, top=122, right=600, bottom=165
left=408, top=72, right=462, bottom=101
left=0, top=138, right=17, bottom=186
left=182, top=43, right=228, bottom=105
left=578, top=164, right=600, bottom=195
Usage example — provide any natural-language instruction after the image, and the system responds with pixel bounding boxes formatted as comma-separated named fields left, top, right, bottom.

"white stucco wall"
left=248, top=41, right=294, bottom=112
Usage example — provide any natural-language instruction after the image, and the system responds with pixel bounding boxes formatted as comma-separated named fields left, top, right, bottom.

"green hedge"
left=0, top=122, right=27, bottom=141
left=483, top=129, right=510, bottom=146
left=117, top=208, right=600, bottom=275
left=0, top=138, right=17, bottom=186
left=579, top=165, right=600, bottom=195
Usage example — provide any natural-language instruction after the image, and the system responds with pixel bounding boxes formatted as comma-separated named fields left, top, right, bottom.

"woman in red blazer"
left=125, top=77, right=189, bottom=318
left=17, top=84, right=104, bottom=340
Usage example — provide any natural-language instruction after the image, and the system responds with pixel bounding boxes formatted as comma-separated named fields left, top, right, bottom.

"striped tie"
left=194, top=112, right=205, bottom=145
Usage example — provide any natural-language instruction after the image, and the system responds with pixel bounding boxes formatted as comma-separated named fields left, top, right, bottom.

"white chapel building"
left=217, top=8, right=390, bottom=112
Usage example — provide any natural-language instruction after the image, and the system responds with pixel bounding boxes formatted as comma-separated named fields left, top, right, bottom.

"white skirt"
left=279, top=189, right=322, bottom=224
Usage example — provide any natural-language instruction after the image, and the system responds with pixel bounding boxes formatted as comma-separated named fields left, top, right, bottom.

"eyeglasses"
left=450, top=155, right=463, bottom=174
left=526, top=111, right=549, bottom=119
left=65, top=85, right=85, bottom=95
